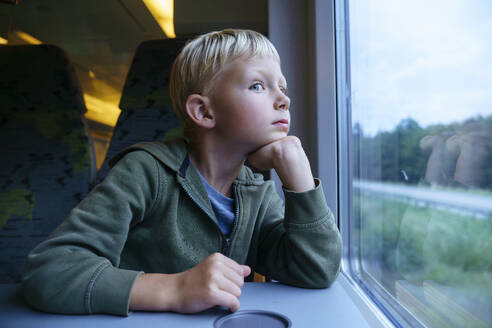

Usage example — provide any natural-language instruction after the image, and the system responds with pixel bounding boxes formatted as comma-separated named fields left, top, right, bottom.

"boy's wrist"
left=129, top=273, right=180, bottom=312
left=277, top=170, right=315, bottom=192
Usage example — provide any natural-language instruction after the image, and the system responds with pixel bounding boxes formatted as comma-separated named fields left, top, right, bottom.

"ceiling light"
left=141, top=0, right=176, bottom=38
left=15, top=31, right=42, bottom=45
left=83, top=93, right=121, bottom=127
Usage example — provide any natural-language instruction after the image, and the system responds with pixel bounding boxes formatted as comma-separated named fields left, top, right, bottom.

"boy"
left=22, top=29, right=342, bottom=316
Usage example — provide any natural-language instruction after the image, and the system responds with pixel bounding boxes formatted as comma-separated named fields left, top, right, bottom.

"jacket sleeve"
left=254, top=178, right=342, bottom=288
left=21, top=150, right=160, bottom=316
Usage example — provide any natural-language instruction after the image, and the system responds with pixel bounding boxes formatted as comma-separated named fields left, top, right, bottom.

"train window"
left=336, top=0, right=492, bottom=327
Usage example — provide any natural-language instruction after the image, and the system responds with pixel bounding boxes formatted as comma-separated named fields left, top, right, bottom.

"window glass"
left=345, top=0, right=492, bottom=326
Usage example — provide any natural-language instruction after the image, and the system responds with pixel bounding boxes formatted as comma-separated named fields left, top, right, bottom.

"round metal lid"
left=214, top=310, right=292, bottom=328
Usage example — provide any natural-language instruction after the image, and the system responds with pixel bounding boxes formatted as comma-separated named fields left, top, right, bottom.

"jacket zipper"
left=221, top=182, right=241, bottom=256
left=179, top=181, right=232, bottom=256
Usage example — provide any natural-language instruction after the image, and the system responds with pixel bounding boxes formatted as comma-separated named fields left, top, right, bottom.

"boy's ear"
left=185, top=94, right=215, bottom=129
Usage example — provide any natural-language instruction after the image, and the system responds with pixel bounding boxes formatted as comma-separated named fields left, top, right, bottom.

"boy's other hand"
left=129, top=253, right=250, bottom=313
left=248, top=136, right=315, bottom=192
left=174, top=252, right=251, bottom=313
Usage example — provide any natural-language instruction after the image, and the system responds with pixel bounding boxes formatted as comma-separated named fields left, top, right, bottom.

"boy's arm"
left=21, top=151, right=159, bottom=316
left=248, top=136, right=342, bottom=288
left=23, top=149, right=251, bottom=315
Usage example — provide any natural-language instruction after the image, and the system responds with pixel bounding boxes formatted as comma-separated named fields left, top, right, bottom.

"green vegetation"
left=353, top=114, right=492, bottom=326
left=355, top=192, right=492, bottom=296
left=353, top=114, right=492, bottom=188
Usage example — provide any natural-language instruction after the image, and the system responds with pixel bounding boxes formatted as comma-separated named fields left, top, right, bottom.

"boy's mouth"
left=273, top=119, right=289, bottom=124
left=273, top=119, right=289, bottom=131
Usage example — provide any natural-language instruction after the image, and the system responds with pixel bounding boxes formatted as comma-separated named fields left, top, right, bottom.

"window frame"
left=312, top=1, right=397, bottom=325
left=331, top=1, right=439, bottom=327
left=270, top=0, right=428, bottom=326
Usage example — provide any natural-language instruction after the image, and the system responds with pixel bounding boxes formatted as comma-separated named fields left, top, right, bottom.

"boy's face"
left=207, top=55, right=290, bottom=151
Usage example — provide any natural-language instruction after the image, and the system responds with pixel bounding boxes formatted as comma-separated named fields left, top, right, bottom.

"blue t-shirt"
left=197, top=171, right=235, bottom=237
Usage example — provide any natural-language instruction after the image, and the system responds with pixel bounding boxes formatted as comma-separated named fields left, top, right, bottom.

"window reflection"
left=347, top=0, right=492, bottom=326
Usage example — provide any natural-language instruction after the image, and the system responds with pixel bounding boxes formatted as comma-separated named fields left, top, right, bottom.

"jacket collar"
left=109, top=138, right=265, bottom=186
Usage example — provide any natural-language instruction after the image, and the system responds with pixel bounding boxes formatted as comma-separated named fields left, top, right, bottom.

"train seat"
left=0, top=44, right=96, bottom=283
left=95, top=38, right=187, bottom=184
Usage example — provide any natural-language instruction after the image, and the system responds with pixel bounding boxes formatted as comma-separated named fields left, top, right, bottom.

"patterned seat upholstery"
left=0, top=45, right=96, bottom=283
left=96, top=38, right=188, bottom=183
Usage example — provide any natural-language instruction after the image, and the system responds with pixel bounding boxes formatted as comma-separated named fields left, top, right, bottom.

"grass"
left=354, top=192, right=492, bottom=295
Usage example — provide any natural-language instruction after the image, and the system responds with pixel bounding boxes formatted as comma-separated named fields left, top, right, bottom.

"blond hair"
left=170, top=29, right=280, bottom=136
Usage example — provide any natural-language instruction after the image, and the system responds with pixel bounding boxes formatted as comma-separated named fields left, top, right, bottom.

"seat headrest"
left=119, top=38, right=188, bottom=112
left=0, top=44, right=86, bottom=114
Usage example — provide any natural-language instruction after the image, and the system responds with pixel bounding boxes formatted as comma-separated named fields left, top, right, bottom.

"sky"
left=348, top=0, right=492, bottom=135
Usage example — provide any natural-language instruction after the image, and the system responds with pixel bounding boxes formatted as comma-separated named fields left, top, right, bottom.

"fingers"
left=217, top=272, right=242, bottom=298
left=241, top=265, right=252, bottom=277
left=222, top=265, right=243, bottom=286
left=205, top=253, right=250, bottom=311
left=208, top=253, right=251, bottom=277
left=208, top=254, right=250, bottom=292
left=248, top=136, right=304, bottom=171
left=212, top=289, right=241, bottom=312
left=175, top=253, right=250, bottom=313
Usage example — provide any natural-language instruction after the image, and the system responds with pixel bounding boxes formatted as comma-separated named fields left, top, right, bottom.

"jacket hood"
left=108, top=138, right=265, bottom=186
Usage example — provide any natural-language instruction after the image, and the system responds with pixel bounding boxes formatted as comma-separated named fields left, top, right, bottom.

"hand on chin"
left=247, top=136, right=297, bottom=171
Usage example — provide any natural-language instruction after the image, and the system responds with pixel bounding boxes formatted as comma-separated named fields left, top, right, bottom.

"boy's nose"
left=274, top=93, right=290, bottom=111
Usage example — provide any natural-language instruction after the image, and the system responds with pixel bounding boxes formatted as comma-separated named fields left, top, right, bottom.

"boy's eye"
left=249, top=82, right=264, bottom=91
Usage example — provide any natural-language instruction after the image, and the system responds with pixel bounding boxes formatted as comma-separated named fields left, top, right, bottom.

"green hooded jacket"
left=21, top=139, right=342, bottom=316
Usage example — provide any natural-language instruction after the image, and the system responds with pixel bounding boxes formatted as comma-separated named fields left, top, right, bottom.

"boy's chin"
left=265, top=132, right=289, bottom=143
left=240, top=132, right=289, bottom=153
left=253, top=134, right=288, bottom=148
